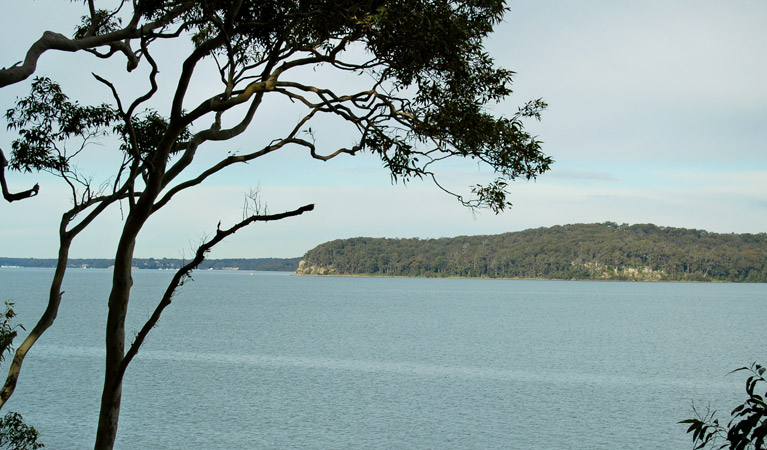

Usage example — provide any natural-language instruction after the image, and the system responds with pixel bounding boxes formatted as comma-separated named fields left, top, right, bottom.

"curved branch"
left=126, top=37, right=160, bottom=117
left=0, top=5, right=190, bottom=88
left=427, top=173, right=476, bottom=209
left=1, top=149, right=39, bottom=202
left=290, top=138, right=360, bottom=161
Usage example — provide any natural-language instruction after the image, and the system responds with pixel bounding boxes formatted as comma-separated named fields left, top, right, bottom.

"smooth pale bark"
left=0, top=5, right=191, bottom=89
left=93, top=231, right=141, bottom=447
left=0, top=236, right=70, bottom=407
left=94, top=198, right=153, bottom=449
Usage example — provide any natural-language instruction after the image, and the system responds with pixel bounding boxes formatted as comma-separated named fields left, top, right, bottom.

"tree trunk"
left=0, top=234, right=71, bottom=408
left=93, top=212, right=145, bottom=449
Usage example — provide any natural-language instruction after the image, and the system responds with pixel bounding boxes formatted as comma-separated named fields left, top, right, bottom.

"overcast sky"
left=1, top=0, right=765, bottom=259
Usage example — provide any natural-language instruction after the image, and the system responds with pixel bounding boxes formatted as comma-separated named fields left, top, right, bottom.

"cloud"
left=497, top=1, right=767, bottom=108
left=545, top=170, right=618, bottom=185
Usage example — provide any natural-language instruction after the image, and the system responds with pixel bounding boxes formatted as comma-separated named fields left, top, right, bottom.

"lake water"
left=1, top=268, right=765, bottom=449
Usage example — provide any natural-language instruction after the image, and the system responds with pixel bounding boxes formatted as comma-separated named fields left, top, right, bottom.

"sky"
left=1, top=0, right=765, bottom=259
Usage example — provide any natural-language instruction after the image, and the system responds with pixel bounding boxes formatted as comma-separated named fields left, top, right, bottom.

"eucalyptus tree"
left=0, top=1, right=550, bottom=448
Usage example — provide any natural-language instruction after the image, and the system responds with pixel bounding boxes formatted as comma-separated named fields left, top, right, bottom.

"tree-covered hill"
left=296, top=223, right=767, bottom=282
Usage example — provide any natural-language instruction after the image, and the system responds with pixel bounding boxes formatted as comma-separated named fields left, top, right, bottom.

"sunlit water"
left=1, top=268, right=765, bottom=449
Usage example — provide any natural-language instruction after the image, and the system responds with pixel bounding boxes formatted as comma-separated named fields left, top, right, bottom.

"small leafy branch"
left=681, top=362, right=767, bottom=450
left=0, top=302, right=44, bottom=449
left=0, top=302, right=24, bottom=365
left=0, top=412, right=44, bottom=450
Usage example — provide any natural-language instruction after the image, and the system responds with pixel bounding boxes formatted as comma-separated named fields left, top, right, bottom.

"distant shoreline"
left=292, top=272, right=739, bottom=283
left=0, top=257, right=301, bottom=272
left=1, top=266, right=741, bottom=282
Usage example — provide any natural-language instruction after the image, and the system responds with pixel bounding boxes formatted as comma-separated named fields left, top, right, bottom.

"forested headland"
left=296, top=223, right=767, bottom=282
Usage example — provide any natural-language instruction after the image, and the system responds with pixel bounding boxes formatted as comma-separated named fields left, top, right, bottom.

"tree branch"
left=154, top=138, right=287, bottom=212
left=1, top=149, right=39, bottom=202
left=0, top=5, right=191, bottom=88
left=117, top=202, right=315, bottom=379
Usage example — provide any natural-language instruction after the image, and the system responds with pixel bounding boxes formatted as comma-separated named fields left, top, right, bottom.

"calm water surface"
left=1, top=268, right=765, bottom=449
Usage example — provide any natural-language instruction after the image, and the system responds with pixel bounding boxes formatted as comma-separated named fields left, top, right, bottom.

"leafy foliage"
left=112, top=110, right=191, bottom=157
left=0, top=303, right=23, bottom=365
left=73, top=9, right=123, bottom=40
left=297, top=223, right=767, bottom=281
left=5, top=77, right=116, bottom=173
left=6, top=78, right=192, bottom=175
left=7, top=1, right=551, bottom=211
left=135, top=0, right=549, bottom=211
left=0, top=413, right=44, bottom=450
left=681, top=363, right=767, bottom=450
left=0, top=303, right=44, bottom=449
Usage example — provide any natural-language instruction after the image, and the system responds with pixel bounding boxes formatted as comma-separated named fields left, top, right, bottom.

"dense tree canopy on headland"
left=297, top=223, right=767, bottom=282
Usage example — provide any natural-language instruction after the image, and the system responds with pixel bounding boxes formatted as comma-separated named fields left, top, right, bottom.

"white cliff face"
left=295, top=260, right=337, bottom=276
left=577, top=261, right=666, bottom=281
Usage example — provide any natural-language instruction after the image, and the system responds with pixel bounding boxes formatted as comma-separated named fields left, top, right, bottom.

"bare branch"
left=1, top=148, right=39, bottom=202
left=290, top=138, right=361, bottom=161
left=428, top=173, right=477, bottom=211
left=127, top=38, right=160, bottom=117
left=117, top=202, right=315, bottom=379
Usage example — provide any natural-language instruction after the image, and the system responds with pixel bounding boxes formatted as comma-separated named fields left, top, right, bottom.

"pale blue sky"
left=1, top=0, right=765, bottom=259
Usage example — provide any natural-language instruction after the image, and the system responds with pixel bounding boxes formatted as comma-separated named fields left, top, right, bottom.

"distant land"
left=0, top=257, right=301, bottom=272
left=4, top=223, right=766, bottom=282
left=295, top=223, right=767, bottom=282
